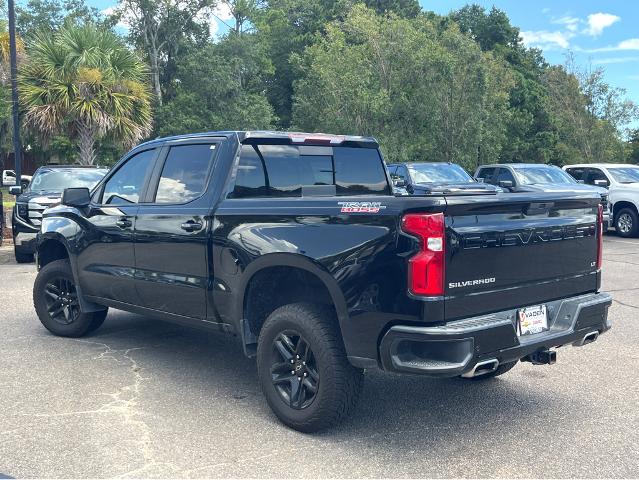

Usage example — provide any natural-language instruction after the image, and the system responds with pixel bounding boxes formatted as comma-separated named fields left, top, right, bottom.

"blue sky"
left=88, top=0, right=639, bottom=127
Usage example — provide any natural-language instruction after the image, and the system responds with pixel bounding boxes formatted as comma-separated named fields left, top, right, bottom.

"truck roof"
left=36, top=165, right=107, bottom=169
left=137, top=131, right=379, bottom=149
left=478, top=163, right=558, bottom=169
left=564, top=163, right=638, bottom=169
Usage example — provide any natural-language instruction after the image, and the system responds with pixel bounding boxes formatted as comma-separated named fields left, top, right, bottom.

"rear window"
left=230, top=145, right=389, bottom=198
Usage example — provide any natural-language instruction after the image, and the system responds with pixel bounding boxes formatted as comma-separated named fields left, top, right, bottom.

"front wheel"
left=33, top=259, right=107, bottom=337
left=256, top=303, right=363, bottom=432
left=615, top=208, right=639, bottom=238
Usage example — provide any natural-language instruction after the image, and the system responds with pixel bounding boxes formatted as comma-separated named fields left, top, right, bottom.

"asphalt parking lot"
left=1, top=236, right=638, bottom=478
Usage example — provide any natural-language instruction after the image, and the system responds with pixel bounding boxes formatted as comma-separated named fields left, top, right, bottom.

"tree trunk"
left=150, top=49, right=162, bottom=106
left=77, top=120, right=97, bottom=165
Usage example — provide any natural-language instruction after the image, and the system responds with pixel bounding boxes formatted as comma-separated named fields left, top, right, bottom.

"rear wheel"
left=33, top=259, right=107, bottom=337
left=460, top=361, right=518, bottom=381
left=256, top=303, right=363, bottom=432
left=14, top=246, right=35, bottom=263
left=615, top=207, right=639, bottom=238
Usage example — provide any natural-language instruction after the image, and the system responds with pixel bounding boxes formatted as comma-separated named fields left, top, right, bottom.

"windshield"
left=513, top=167, right=576, bottom=185
left=408, top=163, right=473, bottom=184
left=29, top=169, right=107, bottom=192
left=607, top=167, right=639, bottom=183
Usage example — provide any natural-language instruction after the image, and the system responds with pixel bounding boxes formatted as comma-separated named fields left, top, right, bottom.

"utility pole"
left=8, top=0, right=22, bottom=190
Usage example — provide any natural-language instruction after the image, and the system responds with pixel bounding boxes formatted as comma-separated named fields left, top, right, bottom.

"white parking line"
left=604, top=239, right=639, bottom=246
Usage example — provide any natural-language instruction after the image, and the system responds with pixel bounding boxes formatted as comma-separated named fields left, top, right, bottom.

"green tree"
left=154, top=30, right=276, bottom=136
left=292, top=5, right=513, bottom=169
left=447, top=5, right=559, bottom=164
left=254, top=0, right=420, bottom=128
left=448, top=4, right=519, bottom=52
left=112, top=0, right=215, bottom=106
left=544, top=57, right=637, bottom=164
left=19, top=24, right=153, bottom=164
left=14, top=0, right=101, bottom=36
left=628, top=129, right=639, bottom=163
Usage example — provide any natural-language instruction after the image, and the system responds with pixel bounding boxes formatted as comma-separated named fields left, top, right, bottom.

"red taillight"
left=597, top=204, right=603, bottom=269
left=401, top=213, right=445, bottom=296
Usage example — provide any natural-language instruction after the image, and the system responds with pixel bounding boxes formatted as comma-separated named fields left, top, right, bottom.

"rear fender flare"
left=236, top=253, right=349, bottom=334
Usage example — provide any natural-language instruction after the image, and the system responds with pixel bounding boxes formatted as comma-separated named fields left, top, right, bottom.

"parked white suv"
left=564, top=164, right=639, bottom=237
left=2, top=169, right=32, bottom=189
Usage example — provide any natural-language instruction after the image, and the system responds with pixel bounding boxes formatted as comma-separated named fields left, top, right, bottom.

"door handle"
left=115, top=218, right=132, bottom=228
left=180, top=220, right=203, bottom=232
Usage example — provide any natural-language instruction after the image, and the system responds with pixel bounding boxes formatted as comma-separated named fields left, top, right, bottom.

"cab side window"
left=101, top=149, right=156, bottom=205
left=565, top=168, right=585, bottom=182
left=495, top=168, right=516, bottom=184
left=154, top=144, right=217, bottom=204
left=477, top=167, right=496, bottom=184
left=586, top=168, right=609, bottom=186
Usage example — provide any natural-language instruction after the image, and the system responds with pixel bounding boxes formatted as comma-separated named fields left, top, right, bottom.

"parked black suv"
left=11, top=165, right=107, bottom=263
left=34, top=132, right=612, bottom=432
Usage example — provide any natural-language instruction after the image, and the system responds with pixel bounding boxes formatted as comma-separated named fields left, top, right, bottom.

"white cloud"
left=584, top=12, right=620, bottom=37
left=520, top=30, right=573, bottom=50
left=582, top=38, right=639, bottom=53
left=592, top=56, right=639, bottom=65
left=618, top=39, right=639, bottom=50
left=552, top=16, right=580, bottom=33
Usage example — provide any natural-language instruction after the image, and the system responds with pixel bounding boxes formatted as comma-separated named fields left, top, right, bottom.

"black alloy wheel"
left=34, top=259, right=108, bottom=337
left=270, top=331, right=319, bottom=410
left=43, top=277, right=81, bottom=325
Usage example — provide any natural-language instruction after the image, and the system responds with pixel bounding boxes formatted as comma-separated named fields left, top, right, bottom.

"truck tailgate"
left=444, top=192, right=601, bottom=321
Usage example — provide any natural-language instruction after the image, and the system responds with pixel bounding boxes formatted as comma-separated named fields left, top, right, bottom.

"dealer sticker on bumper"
left=517, top=304, right=548, bottom=336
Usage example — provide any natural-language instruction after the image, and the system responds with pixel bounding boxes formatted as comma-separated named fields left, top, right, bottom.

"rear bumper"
left=379, top=292, right=612, bottom=377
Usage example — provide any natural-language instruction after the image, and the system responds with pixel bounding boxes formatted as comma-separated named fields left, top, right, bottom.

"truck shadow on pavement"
left=74, top=309, right=584, bottom=446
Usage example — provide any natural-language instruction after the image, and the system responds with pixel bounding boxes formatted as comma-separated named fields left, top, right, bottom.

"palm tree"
left=19, top=24, right=152, bottom=165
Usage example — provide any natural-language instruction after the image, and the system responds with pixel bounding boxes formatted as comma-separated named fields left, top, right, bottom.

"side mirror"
left=593, top=179, right=609, bottom=187
left=393, top=178, right=407, bottom=188
left=498, top=180, right=514, bottom=188
left=62, top=187, right=91, bottom=208
left=9, top=185, right=22, bottom=195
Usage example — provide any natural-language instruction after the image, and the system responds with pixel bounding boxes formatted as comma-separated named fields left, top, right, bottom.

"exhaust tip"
left=574, top=330, right=600, bottom=347
left=461, top=358, right=499, bottom=378
left=583, top=331, right=599, bottom=345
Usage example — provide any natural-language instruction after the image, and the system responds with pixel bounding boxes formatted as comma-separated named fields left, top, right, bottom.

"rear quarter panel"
left=212, top=196, right=445, bottom=360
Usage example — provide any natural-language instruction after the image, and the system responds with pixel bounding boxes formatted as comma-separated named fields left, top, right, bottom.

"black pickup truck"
left=34, top=131, right=612, bottom=432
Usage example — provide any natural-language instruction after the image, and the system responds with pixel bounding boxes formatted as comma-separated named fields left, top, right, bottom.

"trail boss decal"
left=338, top=202, right=386, bottom=213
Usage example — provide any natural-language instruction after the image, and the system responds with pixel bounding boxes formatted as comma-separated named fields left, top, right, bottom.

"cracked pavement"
left=0, top=236, right=638, bottom=478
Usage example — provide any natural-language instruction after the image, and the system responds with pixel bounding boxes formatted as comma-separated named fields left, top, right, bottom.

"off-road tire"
left=256, top=302, right=364, bottom=432
left=33, top=259, right=107, bottom=337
